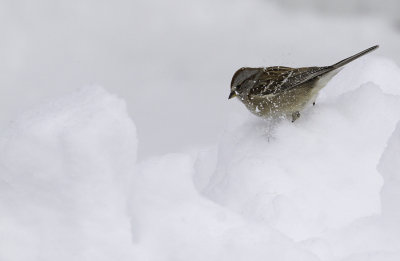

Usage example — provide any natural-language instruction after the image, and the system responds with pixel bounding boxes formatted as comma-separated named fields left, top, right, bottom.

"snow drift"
left=1, top=57, right=400, bottom=261
left=203, top=82, right=400, bottom=240
left=0, top=87, right=137, bottom=260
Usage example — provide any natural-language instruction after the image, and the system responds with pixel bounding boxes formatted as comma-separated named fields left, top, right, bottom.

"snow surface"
left=0, top=88, right=137, bottom=260
left=1, top=57, right=400, bottom=260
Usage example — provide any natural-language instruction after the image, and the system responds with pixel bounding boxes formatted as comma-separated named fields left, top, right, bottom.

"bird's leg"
left=291, top=111, right=300, bottom=122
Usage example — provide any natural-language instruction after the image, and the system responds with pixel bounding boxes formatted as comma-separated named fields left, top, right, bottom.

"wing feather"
left=248, top=66, right=334, bottom=96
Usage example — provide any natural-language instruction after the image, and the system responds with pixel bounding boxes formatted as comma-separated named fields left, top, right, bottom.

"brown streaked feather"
left=248, top=66, right=335, bottom=96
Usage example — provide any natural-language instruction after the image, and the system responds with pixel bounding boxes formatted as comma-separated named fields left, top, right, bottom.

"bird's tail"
left=332, top=45, right=379, bottom=69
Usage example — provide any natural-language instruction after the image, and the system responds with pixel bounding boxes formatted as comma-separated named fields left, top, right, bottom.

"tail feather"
left=332, top=45, right=379, bottom=69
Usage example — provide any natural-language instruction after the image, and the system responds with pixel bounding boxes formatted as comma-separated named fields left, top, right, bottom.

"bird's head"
left=229, top=67, right=259, bottom=99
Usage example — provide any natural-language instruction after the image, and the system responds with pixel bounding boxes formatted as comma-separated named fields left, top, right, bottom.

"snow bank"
left=129, top=154, right=318, bottom=261
left=202, top=82, right=400, bottom=240
left=131, top=58, right=400, bottom=260
left=0, top=87, right=137, bottom=260
left=1, top=58, right=400, bottom=261
left=194, top=59, right=400, bottom=259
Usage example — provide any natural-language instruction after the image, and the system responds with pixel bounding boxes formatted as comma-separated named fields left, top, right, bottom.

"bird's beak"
left=228, top=90, right=237, bottom=99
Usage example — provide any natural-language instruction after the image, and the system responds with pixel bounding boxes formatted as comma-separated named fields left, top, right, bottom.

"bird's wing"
left=248, top=66, right=333, bottom=96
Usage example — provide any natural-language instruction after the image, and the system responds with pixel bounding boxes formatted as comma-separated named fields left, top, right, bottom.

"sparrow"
left=229, top=45, right=379, bottom=122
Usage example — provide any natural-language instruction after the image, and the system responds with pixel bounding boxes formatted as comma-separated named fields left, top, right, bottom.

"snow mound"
left=129, top=153, right=318, bottom=261
left=1, top=58, right=400, bottom=261
left=202, top=83, right=400, bottom=241
left=193, top=59, right=400, bottom=260
left=0, top=87, right=137, bottom=260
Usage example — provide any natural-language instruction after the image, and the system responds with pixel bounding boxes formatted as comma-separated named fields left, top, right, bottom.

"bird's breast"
left=238, top=83, right=315, bottom=118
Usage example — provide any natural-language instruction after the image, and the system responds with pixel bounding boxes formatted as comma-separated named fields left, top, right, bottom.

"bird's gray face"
left=229, top=67, right=259, bottom=99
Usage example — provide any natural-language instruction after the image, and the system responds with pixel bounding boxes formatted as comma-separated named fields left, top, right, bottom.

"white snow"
left=0, top=87, right=137, bottom=260
left=379, top=121, right=400, bottom=224
left=201, top=81, right=400, bottom=240
left=2, top=1, right=400, bottom=260
left=1, top=57, right=400, bottom=260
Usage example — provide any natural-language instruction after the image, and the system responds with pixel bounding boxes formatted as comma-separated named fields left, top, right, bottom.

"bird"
left=229, top=45, right=379, bottom=122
